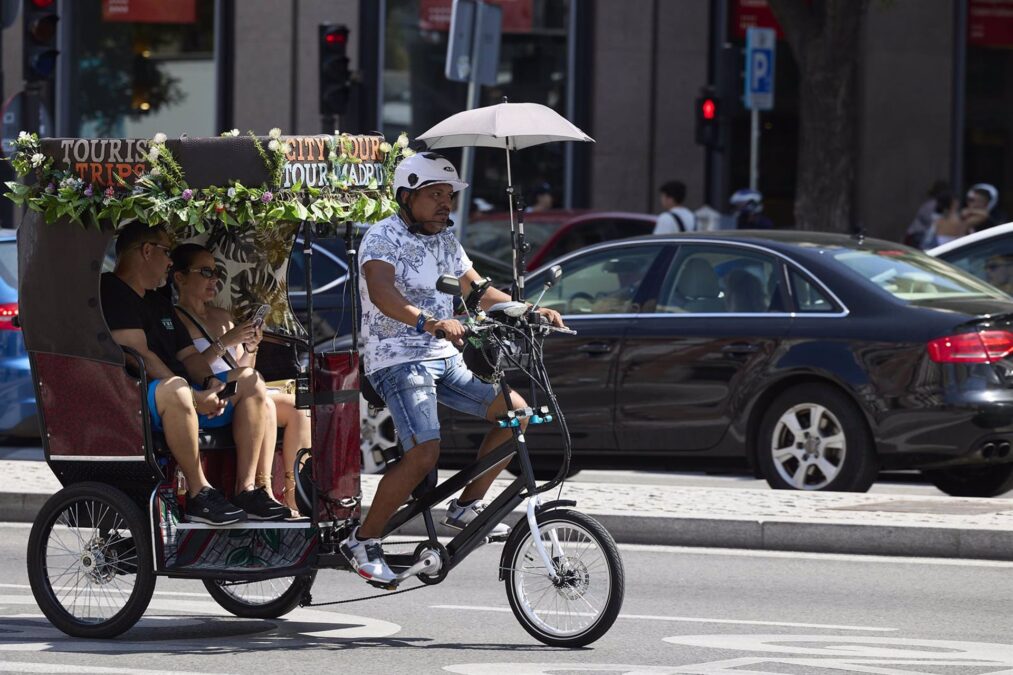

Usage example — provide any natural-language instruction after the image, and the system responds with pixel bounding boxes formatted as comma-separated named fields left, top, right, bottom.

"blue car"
left=0, top=234, right=38, bottom=438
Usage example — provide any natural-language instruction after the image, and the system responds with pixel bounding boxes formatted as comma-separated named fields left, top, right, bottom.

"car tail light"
left=0, top=303, right=18, bottom=331
left=927, top=330, right=1013, bottom=363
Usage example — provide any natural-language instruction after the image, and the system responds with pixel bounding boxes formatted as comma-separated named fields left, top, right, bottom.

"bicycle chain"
left=302, top=539, right=435, bottom=607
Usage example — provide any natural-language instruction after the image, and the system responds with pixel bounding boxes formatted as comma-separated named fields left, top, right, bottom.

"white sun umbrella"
left=417, top=101, right=594, bottom=295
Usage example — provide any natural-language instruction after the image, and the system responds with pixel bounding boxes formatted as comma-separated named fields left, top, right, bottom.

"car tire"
left=758, top=384, right=878, bottom=492
left=922, top=464, right=1013, bottom=497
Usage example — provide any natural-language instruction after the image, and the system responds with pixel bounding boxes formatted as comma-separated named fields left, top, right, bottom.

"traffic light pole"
left=749, top=108, right=759, bottom=191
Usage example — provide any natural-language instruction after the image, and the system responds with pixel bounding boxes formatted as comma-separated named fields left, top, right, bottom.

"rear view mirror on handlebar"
left=436, top=275, right=462, bottom=296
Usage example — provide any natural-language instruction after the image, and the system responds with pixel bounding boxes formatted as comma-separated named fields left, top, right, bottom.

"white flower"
left=30, top=153, right=44, bottom=167
left=150, top=167, right=162, bottom=177
left=152, top=132, right=167, bottom=144
left=229, top=128, right=240, bottom=137
left=396, top=133, right=409, bottom=148
left=18, top=131, right=31, bottom=141
left=328, top=152, right=338, bottom=161
left=227, top=187, right=237, bottom=198
left=148, top=147, right=159, bottom=161
left=268, top=139, right=279, bottom=152
left=379, top=142, right=392, bottom=154
left=269, top=127, right=281, bottom=139
left=333, top=129, right=340, bottom=136
left=401, top=148, right=415, bottom=158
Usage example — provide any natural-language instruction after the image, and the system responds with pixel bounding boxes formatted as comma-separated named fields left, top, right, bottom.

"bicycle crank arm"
left=394, top=549, right=443, bottom=584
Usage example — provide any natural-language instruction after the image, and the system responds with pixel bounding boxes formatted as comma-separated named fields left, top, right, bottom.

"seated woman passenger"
left=171, top=244, right=312, bottom=518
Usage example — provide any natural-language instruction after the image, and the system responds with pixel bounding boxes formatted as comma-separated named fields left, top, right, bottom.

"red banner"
left=419, top=0, right=533, bottom=33
left=969, top=0, right=1013, bottom=47
left=731, top=0, right=784, bottom=39
left=102, top=0, right=197, bottom=24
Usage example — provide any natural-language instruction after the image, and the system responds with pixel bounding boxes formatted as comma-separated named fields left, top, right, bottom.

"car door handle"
left=577, top=342, right=612, bottom=355
left=721, top=342, right=761, bottom=354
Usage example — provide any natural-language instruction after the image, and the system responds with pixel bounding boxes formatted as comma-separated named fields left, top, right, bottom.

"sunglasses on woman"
left=188, top=267, right=224, bottom=280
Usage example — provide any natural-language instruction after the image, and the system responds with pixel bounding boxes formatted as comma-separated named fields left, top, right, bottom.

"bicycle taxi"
left=7, top=130, right=623, bottom=647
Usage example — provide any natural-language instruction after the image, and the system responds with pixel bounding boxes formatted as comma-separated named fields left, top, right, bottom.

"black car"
left=438, top=231, right=1013, bottom=496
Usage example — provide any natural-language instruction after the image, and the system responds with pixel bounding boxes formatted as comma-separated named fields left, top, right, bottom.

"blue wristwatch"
left=415, top=311, right=433, bottom=334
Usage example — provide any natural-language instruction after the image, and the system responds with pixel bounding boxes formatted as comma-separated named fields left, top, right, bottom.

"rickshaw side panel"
left=313, top=351, right=361, bottom=521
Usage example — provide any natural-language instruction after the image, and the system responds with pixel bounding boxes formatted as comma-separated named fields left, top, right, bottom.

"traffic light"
left=23, top=0, right=59, bottom=83
left=319, top=24, right=351, bottom=117
left=695, top=89, right=719, bottom=148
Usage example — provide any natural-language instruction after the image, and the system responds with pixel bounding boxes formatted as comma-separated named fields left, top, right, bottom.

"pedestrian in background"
left=654, top=180, right=695, bottom=234
left=904, top=180, right=949, bottom=247
left=729, top=188, right=773, bottom=229
left=920, top=191, right=963, bottom=249
left=962, top=183, right=1001, bottom=233
left=526, top=182, right=554, bottom=212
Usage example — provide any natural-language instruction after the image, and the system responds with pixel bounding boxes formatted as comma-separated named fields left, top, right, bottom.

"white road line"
left=0, top=583, right=211, bottom=598
left=616, top=543, right=1013, bottom=567
left=430, top=605, right=896, bottom=632
left=0, top=663, right=219, bottom=674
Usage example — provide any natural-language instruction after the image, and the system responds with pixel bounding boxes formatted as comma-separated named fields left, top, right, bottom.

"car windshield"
left=830, top=245, right=1007, bottom=301
left=463, top=218, right=564, bottom=266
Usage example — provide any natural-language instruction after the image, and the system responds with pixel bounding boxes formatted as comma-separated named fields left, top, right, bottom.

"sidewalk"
left=7, top=458, right=1013, bottom=561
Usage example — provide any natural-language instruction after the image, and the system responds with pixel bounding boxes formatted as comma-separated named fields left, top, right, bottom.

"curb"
left=7, top=493, right=1013, bottom=562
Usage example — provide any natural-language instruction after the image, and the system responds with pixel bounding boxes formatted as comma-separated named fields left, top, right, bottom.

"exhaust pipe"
left=982, top=442, right=996, bottom=459
left=999, top=441, right=1011, bottom=459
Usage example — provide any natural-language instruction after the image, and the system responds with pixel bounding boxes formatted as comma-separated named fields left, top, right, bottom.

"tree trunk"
left=768, top=0, right=870, bottom=232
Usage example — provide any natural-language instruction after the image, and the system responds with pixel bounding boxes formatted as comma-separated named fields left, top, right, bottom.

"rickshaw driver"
left=341, top=152, right=565, bottom=584
left=101, top=221, right=286, bottom=525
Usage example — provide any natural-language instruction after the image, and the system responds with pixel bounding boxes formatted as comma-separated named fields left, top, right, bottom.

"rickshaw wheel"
left=502, top=509, right=624, bottom=648
left=27, top=482, right=156, bottom=639
left=202, top=572, right=316, bottom=619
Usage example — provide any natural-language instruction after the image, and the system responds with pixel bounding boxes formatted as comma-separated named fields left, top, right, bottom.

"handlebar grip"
left=435, top=329, right=446, bottom=339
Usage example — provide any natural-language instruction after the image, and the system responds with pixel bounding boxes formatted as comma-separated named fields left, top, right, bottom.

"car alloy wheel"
left=359, top=394, right=397, bottom=474
left=770, top=402, right=847, bottom=490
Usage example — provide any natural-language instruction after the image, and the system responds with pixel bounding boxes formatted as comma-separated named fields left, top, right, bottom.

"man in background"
left=654, top=180, right=695, bottom=234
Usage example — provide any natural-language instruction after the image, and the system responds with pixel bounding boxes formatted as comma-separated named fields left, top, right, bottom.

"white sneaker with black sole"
left=443, top=498, right=510, bottom=537
left=339, top=527, right=396, bottom=585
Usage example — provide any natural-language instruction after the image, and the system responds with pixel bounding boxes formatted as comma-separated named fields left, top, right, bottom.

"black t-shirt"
left=101, top=272, right=192, bottom=378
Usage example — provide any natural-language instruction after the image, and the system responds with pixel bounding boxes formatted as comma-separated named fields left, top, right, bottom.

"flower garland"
left=4, top=129, right=414, bottom=233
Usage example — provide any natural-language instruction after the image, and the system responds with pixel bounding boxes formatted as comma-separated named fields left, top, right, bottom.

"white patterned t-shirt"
left=359, top=215, right=472, bottom=374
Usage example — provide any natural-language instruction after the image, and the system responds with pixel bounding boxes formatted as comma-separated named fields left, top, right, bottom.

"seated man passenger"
left=101, top=221, right=287, bottom=524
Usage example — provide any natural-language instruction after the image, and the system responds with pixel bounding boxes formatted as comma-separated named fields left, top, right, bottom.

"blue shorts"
left=147, top=372, right=234, bottom=432
left=368, top=354, right=501, bottom=451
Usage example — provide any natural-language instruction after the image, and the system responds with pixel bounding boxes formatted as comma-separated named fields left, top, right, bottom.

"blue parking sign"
left=745, top=27, right=776, bottom=111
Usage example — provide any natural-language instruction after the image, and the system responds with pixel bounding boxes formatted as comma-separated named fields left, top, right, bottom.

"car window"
left=463, top=218, right=562, bottom=267
left=548, top=219, right=654, bottom=261
left=524, top=245, right=661, bottom=315
left=790, top=270, right=835, bottom=312
left=288, top=239, right=347, bottom=294
left=831, top=246, right=1007, bottom=301
left=0, top=241, right=16, bottom=302
left=656, top=246, right=782, bottom=314
left=937, top=236, right=1013, bottom=297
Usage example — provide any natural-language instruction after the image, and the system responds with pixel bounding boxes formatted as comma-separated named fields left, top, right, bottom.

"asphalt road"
left=2, top=522, right=1012, bottom=673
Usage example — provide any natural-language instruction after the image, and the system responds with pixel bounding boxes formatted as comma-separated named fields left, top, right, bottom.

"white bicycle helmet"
left=968, top=183, right=999, bottom=212
left=730, top=188, right=763, bottom=214
left=393, top=152, right=469, bottom=196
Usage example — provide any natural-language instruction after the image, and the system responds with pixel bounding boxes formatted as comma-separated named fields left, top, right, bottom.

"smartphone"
left=249, top=304, right=270, bottom=328
left=219, top=380, right=239, bottom=399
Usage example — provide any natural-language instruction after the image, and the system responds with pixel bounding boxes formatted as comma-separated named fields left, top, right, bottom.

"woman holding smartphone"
left=171, top=243, right=311, bottom=518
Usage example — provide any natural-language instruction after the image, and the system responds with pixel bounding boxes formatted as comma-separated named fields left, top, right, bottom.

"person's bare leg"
left=459, top=389, right=528, bottom=503
left=229, top=368, right=268, bottom=492
left=272, top=392, right=311, bottom=511
left=254, top=395, right=279, bottom=493
left=155, top=377, right=209, bottom=497
left=358, top=440, right=439, bottom=539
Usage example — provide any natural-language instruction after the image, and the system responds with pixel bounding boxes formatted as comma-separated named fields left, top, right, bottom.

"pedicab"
left=6, top=129, right=624, bottom=646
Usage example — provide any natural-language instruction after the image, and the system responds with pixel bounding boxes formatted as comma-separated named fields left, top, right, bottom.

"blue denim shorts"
left=368, top=354, right=501, bottom=451
left=147, top=371, right=234, bottom=432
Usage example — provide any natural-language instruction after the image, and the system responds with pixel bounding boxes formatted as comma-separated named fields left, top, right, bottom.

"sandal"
left=282, top=470, right=302, bottom=519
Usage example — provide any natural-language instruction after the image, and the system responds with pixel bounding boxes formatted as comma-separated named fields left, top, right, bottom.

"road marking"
left=0, top=662, right=216, bottom=674
left=616, top=543, right=1013, bottom=567
left=430, top=605, right=895, bottom=632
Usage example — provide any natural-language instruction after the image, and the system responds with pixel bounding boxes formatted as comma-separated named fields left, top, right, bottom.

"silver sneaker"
left=443, top=498, right=510, bottom=537
left=339, top=528, right=396, bottom=584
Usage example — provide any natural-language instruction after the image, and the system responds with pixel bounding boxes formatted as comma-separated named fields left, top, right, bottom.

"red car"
left=462, top=209, right=657, bottom=271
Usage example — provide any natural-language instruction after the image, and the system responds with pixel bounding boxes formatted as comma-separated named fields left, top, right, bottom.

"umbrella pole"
left=506, top=140, right=525, bottom=301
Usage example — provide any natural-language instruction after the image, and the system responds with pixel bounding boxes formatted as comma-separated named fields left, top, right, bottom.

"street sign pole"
left=744, top=27, right=775, bottom=194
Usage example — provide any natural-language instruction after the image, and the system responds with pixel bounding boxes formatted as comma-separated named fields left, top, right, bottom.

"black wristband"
left=202, top=375, right=215, bottom=389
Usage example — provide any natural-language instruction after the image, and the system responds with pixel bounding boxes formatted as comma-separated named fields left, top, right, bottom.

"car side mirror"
left=436, top=275, right=462, bottom=296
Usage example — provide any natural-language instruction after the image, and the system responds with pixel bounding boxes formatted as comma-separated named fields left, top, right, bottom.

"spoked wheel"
left=27, top=482, right=155, bottom=638
left=502, top=509, right=624, bottom=647
left=203, top=572, right=316, bottom=619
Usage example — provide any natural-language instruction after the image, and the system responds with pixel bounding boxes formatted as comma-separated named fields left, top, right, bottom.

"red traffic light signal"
left=695, top=91, right=720, bottom=148
left=319, top=24, right=351, bottom=117
left=701, top=98, right=716, bottom=120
